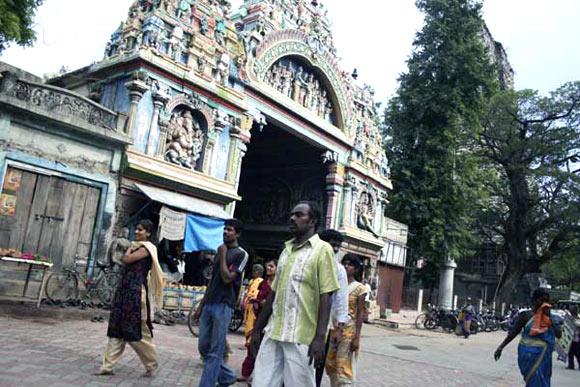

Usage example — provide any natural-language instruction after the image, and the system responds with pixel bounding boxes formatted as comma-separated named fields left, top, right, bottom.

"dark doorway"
left=234, top=123, right=327, bottom=262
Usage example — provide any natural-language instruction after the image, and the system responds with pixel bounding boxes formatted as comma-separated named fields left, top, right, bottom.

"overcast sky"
left=2, top=0, right=579, bottom=104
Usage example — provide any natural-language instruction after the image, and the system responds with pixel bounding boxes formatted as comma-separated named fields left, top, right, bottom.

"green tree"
left=542, top=247, right=580, bottom=291
left=478, top=85, right=580, bottom=302
left=0, top=0, right=44, bottom=53
left=385, top=0, right=498, bottom=288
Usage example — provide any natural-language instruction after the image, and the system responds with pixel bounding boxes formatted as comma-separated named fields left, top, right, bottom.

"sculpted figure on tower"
left=165, top=109, right=205, bottom=169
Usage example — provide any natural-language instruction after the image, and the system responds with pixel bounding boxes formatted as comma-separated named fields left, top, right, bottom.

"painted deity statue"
left=165, top=110, right=205, bottom=169
left=357, top=193, right=380, bottom=238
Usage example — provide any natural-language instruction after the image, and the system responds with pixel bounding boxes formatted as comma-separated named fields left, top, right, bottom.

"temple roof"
left=97, top=0, right=389, bottom=182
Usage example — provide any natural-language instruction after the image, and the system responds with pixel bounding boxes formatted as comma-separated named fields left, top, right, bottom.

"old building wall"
left=0, top=68, right=131, bottom=298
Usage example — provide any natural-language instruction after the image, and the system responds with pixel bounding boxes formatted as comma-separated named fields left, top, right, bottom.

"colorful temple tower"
left=49, top=0, right=408, bottom=312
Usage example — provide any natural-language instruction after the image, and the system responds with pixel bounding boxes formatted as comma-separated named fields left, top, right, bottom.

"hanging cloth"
left=158, top=206, right=187, bottom=241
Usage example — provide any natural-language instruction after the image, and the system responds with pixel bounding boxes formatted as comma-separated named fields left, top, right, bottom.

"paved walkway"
left=0, top=313, right=578, bottom=386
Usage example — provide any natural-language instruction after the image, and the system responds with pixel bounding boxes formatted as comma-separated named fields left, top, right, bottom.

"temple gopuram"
left=0, top=0, right=409, bottom=313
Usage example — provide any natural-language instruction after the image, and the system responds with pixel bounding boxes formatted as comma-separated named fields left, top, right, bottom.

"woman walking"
left=239, top=259, right=276, bottom=382
left=494, top=288, right=562, bottom=386
left=325, top=254, right=367, bottom=387
left=243, top=264, right=265, bottom=346
left=96, top=220, right=164, bottom=377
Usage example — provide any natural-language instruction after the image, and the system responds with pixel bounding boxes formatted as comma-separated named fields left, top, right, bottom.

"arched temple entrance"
left=234, top=122, right=327, bottom=261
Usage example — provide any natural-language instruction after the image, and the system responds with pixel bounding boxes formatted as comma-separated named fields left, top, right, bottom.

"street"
left=0, top=314, right=577, bottom=387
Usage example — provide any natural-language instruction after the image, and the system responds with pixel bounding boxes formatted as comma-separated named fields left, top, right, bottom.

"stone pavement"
left=0, top=313, right=578, bottom=387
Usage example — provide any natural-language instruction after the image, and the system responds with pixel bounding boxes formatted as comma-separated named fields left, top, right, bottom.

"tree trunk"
left=496, top=264, right=524, bottom=304
left=495, top=166, right=530, bottom=303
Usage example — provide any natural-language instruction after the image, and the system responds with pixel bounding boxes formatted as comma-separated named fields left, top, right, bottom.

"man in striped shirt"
left=251, top=202, right=340, bottom=387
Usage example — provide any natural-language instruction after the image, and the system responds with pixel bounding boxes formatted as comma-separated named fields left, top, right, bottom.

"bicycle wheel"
left=415, top=313, right=427, bottom=329
left=45, top=271, right=78, bottom=302
left=228, top=309, right=243, bottom=333
left=188, top=301, right=201, bottom=337
left=470, top=320, right=479, bottom=334
left=443, top=315, right=458, bottom=333
left=424, top=317, right=437, bottom=330
left=94, top=271, right=119, bottom=306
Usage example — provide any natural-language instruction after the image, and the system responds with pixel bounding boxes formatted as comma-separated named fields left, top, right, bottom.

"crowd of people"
left=91, top=201, right=579, bottom=387
left=94, top=201, right=367, bottom=387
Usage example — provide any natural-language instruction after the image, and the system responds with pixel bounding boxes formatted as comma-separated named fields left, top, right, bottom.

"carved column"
left=225, top=123, right=244, bottom=184
left=146, top=92, right=169, bottom=156
left=324, top=161, right=344, bottom=230
left=203, top=126, right=222, bottom=175
left=350, top=184, right=360, bottom=228
left=125, top=79, right=149, bottom=137
left=156, top=118, right=169, bottom=159
left=342, top=184, right=353, bottom=227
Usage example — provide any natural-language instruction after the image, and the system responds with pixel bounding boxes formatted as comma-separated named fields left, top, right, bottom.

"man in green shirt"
left=251, top=201, right=340, bottom=387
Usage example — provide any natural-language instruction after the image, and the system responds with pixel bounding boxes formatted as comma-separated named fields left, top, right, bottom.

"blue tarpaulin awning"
left=183, top=214, right=224, bottom=252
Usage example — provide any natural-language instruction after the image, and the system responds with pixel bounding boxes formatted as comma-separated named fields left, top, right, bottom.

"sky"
left=2, top=0, right=580, bottom=104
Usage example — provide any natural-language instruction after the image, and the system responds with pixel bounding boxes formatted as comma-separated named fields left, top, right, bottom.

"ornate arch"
left=247, top=30, right=353, bottom=133
left=164, top=93, right=215, bottom=130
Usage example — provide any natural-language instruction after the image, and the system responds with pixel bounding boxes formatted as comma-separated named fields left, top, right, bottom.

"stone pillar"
left=350, top=187, right=360, bottom=228
left=146, top=93, right=169, bottom=156
left=324, top=162, right=344, bottom=229
left=438, top=259, right=457, bottom=310
left=156, top=120, right=169, bottom=158
left=342, top=184, right=353, bottom=227
left=225, top=123, right=248, bottom=186
left=125, top=79, right=149, bottom=137
left=203, top=120, right=226, bottom=175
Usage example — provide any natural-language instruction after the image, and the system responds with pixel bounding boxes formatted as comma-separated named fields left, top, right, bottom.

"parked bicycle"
left=45, top=254, right=122, bottom=306
left=415, top=304, right=437, bottom=330
left=422, top=305, right=459, bottom=332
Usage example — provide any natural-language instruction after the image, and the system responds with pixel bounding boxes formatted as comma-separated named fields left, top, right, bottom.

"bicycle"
left=424, top=307, right=459, bottom=332
left=45, top=254, right=122, bottom=306
left=415, top=304, right=437, bottom=329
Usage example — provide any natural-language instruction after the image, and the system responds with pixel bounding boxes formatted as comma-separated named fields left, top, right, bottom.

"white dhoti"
left=252, top=336, right=315, bottom=387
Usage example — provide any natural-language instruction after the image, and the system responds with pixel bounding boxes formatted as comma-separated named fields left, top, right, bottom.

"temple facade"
left=1, top=0, right=408, bottom=312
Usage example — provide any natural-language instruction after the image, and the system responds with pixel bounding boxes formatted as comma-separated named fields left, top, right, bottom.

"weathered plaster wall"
left=0, top=113, right=122, bottom=267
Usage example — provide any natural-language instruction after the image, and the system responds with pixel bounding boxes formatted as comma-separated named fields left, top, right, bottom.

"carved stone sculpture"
left=264, top=58, right=335, bottom=122
left=165, top=109, right=205, bottom=169
left=356, top=192, right=380, bottom=238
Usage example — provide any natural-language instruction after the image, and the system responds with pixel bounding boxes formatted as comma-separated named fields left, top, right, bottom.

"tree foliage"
left=385, top=0, right=498, bottom=287
left=478, top=85, right=580, bottom=301
left=0, top=0, right=43, bottom=53
left=542, top=246, right=580, bottom=291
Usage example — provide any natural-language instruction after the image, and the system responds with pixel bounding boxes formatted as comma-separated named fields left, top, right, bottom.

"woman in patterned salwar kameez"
left=325, top=254, right=367, bottom=387
left=494, top=288, right=562, bottom=386
left=96, top=220, right=164, bottom=377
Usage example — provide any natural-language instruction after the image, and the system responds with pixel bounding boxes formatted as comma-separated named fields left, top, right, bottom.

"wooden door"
left=0, top=166, right=101, bottom=268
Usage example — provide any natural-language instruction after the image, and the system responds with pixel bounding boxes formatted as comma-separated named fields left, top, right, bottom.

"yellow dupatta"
left=131, top=241, right=164, bottom=310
